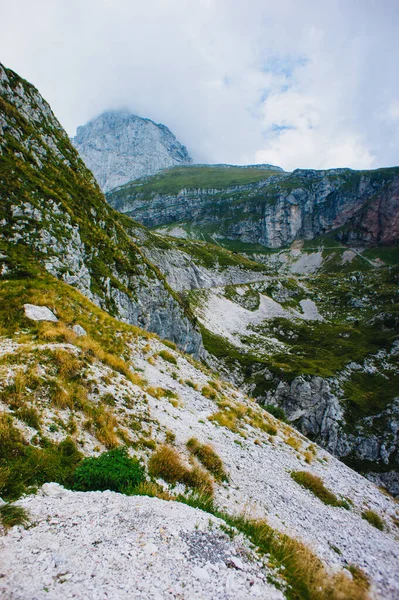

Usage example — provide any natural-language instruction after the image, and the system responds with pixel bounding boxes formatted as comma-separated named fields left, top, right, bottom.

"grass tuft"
left=361, top=509, right=384, bottom=531
left=186, top=438, right=228, bottom=481
left=291, top=471, right=350, bottom=509
left=0, top=503, right=30, bottom=530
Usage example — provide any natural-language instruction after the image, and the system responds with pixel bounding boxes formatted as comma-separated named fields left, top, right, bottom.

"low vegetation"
left=361, top=509, right=384, bottom=531
left=73, top=446, right=145, bottom=493
left=186, top=438, right=228, bottom=481
left=180, top=495, right=369, bottom=600
left=0, top=503, right=30, bottom=530
left=291, top=471, right=350, bottom=509
left=148, top=444, right=214, bottom=496
left=158, top=349, right=177, bottom=365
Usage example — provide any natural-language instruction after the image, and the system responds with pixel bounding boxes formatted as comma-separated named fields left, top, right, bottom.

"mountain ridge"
left=106, top=164, right=399, bottom=247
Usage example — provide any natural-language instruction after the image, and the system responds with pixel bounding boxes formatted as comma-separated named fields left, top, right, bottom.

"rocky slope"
left=134, top=236, right=399, bottom=495
left=106, top=164, right=399, bottom=247
left=72, top=110, right=192, bottom=192
left=0, top=63, right=202, bottom=356
left=0, top=274, right=398, bottom=599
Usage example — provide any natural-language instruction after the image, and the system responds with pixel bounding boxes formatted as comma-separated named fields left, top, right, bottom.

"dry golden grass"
left=286, top=435, right=302, bottom=451
left=40, top=322, right=77, bottom=344
left=148, top=445, right=215, bottom=496
left=208, top=410, right=238, bottom=431
left=133, top=481, right=174, bottom=501
left=304, top=451, right=314, bottom=464
left=148, top=445, right=187, bottom=483
left=183, top=464, right=214, bottom=496
left=53, top=349, right=81, bottom=379
left=201, top=385, right=218, bottom=400
left=186, top=438, right=228, bottom=481
left=93, top=408, right=119, bottom=448
left=231, top=516, right=370, bottom=600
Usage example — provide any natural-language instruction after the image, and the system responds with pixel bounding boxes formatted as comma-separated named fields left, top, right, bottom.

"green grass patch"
left=291, top=471, right=350, bottom=509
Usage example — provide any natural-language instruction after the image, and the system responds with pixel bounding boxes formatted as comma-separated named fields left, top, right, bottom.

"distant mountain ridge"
left=106, top=164, right=399, bottom=247
left=72, top=110, right=192, bottom=192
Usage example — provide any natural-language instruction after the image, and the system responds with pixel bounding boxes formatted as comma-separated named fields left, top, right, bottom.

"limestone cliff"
left=106, top=165, right=399, bottom=247
left=72, top=110, right=192, bottom=192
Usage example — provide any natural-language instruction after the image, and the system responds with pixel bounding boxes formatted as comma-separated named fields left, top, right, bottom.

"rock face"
left=107, top=165, right=399, bottom=247
left=0, top=63, right=203, bottom=357
left=72, top=110, right=192, bottom=192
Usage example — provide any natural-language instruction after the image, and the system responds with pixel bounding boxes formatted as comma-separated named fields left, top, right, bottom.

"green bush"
left=72, top=446, right=145, bottom=493
left=264, top=404, right=287, bottom=422
left=0, top=414, right=82, bottom=500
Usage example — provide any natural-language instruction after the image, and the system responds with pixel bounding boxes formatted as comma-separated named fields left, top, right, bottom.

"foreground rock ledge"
left=0, top=487, right=283, bottom=600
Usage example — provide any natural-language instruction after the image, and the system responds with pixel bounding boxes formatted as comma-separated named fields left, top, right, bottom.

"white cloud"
left=1, top=0, right=399, bottom=170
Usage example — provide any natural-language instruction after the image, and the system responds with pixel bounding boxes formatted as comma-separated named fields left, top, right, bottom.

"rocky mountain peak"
left=72, top=109, right=192, bottom=192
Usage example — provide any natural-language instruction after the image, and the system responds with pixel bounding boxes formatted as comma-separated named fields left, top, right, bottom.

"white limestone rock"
left=24, top=304, right=58, bottom=322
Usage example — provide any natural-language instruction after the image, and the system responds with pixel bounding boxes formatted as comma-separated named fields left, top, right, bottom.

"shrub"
left=264, top=404, right=287, bottom=422
left=0, top=503, right=30, bottom=530
left=73, top=447, right=145, bottom=493
left=361, top=509, right=384, bottom=531
left=159, top=350, right=177, bottom=365
left=291, top=471, right=350, bottom=508
left=186, top=438, right=228, bottom=481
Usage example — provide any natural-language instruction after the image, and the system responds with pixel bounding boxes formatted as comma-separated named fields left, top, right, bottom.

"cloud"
left=1, top=0, right=399, bottom=171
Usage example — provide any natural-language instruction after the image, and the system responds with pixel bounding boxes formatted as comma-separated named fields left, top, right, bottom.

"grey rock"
left=72, top=110, right=192, bottom=192
left=41, top=483, right=67, bottom=498
left=24, top=304, right=58, bottom=322
left=72, top=324, right=87, bottom=337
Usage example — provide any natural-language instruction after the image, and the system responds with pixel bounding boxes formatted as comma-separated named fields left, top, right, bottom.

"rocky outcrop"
left=107, top=166, right=399, bottom=247
left=0, top=63, right=203, bottom=357
left=267, top=374, right=399, bottom=495
left=72, top=110, right=192, bottom=192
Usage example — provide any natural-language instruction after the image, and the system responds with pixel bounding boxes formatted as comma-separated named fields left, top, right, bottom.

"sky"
left=1, top=0, right=399, bottom=171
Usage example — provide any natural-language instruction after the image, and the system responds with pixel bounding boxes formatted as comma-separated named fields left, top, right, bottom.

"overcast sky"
left=1, top=0, right=399, bottom=170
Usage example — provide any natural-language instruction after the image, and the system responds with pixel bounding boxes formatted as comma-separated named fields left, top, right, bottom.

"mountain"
left=1, top=63, right=399, bottom=599
left=106, top=164, right=399, bottom=247
left=0, top=64, right=202, bottom=356
left=72, top=110, right=192, bottom=192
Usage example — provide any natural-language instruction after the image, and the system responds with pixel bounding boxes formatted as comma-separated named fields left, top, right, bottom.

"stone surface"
left=0, top=492, right=283, bottom=600
left=23, top=304, right=58, bottom=322
left=72, top=110, right=192, bottom=192
left=72, top=324, right=86, bottom=337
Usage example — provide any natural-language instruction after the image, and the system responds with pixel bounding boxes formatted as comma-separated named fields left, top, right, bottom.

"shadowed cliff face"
left=0, top=63, right=203, bottom=356
left=106, top=165, right=399, bottom=248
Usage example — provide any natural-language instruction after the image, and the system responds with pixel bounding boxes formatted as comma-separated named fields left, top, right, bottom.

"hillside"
left=106, top=164, right=399, bottom=247
left=0, top=63, right=202, bottom=356
left=0, top=267, right=398, bottom=599
left=72, top=110, right=192, bottom=192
